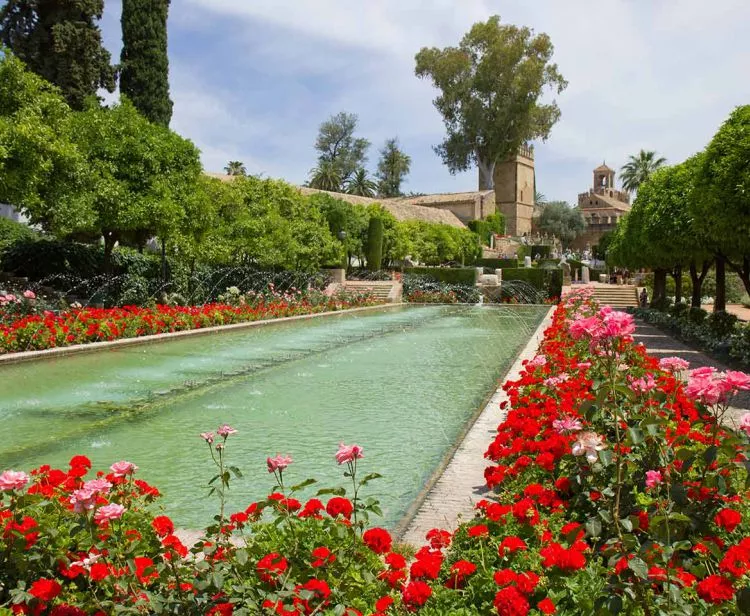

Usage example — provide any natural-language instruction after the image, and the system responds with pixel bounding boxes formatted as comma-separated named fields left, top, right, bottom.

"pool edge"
left=394, top=304, right=555, bottom=545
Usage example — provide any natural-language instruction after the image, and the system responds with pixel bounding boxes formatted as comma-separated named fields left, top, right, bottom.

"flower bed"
left=2, top=289, right=749, bottom=615
left=0, top=288, right=380, bottom=355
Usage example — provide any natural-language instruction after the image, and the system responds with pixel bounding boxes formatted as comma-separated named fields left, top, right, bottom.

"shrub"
left=501, top=268, right=562, bottom=301
left=0, top=218, right=36, bottom=257
left=404, top=267, right=476, bottom=286
left=479, top=258, right=518, bottom=269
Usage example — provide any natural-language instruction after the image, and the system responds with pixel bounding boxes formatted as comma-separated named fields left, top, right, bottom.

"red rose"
left=696, top=574, right=735, bottom=604
left=713, top=508, right=742, bottom=533
left=402, top=580, right=432, bottom=611
left=326, top=497, right=353, bottom=520
left=538, top=597, right=556, bottom=614
left=69, top=455, right=92, bottom=470
left=468, top=524, right=489, bottom=538
left=151, top=515, right=174, bottom=537
left=494, top=586, right=529, bottom=616
left=257, top=552, right=288, bottom=583
left=363, top=528, right=393, bottom=554
left=311, top=546, right=335, bottom=568
left=49, top=607, right=86, bottom=616
left=499, top=536, right=527, bottom=555
left=206, top=603, right=234, bottom=616
left=445, top=560, right=476, bottom=589
left=375, top=596, right=394, bottom=612
left=384, top=552, right=406, bottom=570
left=29, top=578, right=62, bottom=601
left=425, top=528, right=451, bottom=549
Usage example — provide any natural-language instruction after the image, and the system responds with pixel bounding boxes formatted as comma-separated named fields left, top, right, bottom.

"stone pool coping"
left=0, top=303, right=407, bottom=366
left=395, top=304, right=555, bottom=546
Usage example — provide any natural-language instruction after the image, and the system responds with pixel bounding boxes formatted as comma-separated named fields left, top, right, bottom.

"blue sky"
left=100, top=1, right=750, bottom=204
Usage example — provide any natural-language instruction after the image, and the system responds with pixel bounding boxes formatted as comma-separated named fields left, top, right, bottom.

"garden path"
left=396, top=307, right=555, bottom=547
left=633, top=321, right=750, bottom=427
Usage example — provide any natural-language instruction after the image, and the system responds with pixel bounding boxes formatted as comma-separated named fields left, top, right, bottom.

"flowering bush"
left=2, top=290, right=749, bottom=615
left=0, top=288, right=379, bottom=355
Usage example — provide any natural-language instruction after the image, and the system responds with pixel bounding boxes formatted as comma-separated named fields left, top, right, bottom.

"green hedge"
left=502, top=267, right=562, bottom=300
left=531, top=245, right=551, bottom=258
left=404, top=267, right=476, bottom=285
left=479, top=258, right=518, bottom=269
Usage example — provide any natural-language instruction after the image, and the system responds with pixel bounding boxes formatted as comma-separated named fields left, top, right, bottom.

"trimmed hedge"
left=404, top=267, right=477, bottom=285
left=502, top=267, right=562, bottom=300
left=479, top=258, right=518, bottom=269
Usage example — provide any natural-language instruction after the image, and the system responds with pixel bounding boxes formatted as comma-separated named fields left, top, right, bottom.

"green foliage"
left=0, top=0, right=115, bottom=109
left=67, top=99, right=202, bottom=263
left=376, top=137, right=411, bottom=197
left=479, top=257, right=518, bottom=269
left=404, top=267, right=476, bottom=285
left=501, top=267, right=562, bottom=299
left=223, top=161, right=246, bottom=176
left=0, top=216, right=35, bottom=255
left=414, top=15, right=566, bottom=187
left=309, top=112, right=369, bottom=190
left=530, top=244, right=551, bottom=258
left=366, top=216, right=384, bottom=270
left=468, top=212, right=505, bottom=245
left=620, top=149, right=667, bottom=193
left=535, top=202, right=584, bottom=247
left=0, top=53, right=92, bottom=235
left=120, top=0, right=172, bottom=126
left=345, top=167, right=377, bottom=197
left=400, top=220, right=480, bottom=266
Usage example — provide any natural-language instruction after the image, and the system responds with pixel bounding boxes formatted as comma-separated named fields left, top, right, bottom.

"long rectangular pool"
left=0, top=305, right=547, bottom=527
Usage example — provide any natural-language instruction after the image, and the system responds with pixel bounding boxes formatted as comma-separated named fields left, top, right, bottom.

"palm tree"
left=224, top=161, right=247, bottom=176
left=308, top=160, right=343, bottom=192
left=345, top=168, right=377, bottom=197
left=620, top=150, right=666, bottom=193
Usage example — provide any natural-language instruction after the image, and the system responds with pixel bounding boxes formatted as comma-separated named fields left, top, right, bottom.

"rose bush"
left=2, top=288, right=749, bottom=615
left=0, top=288, right=379, bottom=355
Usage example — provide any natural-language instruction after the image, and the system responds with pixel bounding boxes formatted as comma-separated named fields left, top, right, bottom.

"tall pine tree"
left=120, top=0, right=172, bottom=126
left=0, top=0, right=116, bottom=110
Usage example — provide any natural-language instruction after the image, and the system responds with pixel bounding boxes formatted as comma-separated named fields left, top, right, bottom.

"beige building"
left=572, top=163, right=631, bottom=250
left=479, top=144, right=536, bottom=237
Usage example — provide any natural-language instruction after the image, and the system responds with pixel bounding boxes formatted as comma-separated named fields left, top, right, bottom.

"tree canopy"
left=345, top=168, right=377, bottom=197
left=376, top=138, right=411, bottom=197
left=309, top=112, right=369, bottom=191
left=0, top=0, right=115, bottom=109
left=224, top=161, right=247, bottom=176
left=120, top=0, right=172, bottom=127
left=620, top=150, right=667, bottom=194
left=415, top=15, right=566, bottom=188
left=535, top=202, right=584, bottom=247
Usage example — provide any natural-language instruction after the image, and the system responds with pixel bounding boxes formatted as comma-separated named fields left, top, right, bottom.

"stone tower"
left=479, top=145, right=535, bottom=236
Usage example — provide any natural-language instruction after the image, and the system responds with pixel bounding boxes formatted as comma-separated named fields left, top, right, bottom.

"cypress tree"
left=366, top=217, right=384, bottom=271
left=0, top=0, right=115, bottom=110
left=120, top=0, right=172, bottom=126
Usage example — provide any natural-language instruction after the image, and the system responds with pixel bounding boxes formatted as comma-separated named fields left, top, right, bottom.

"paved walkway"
left=700, top=303, right=750, bottom=322
left=397, top=307, right=555, bottom=546
left=633, top=321, right=750, bottom=427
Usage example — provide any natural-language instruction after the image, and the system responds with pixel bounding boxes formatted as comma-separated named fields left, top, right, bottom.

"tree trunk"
left=689, top=259, right=712, bottom=309
left=651, top=268, right=667, bottom=308
left=672, top=265, right=683, bottom=305
left=477, top=158, right=496, bottom=190
left=714, top=254, right=726, bottom=312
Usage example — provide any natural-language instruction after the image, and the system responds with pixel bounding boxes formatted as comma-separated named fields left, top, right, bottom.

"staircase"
left=342, top=280, right=402, bottom=303
left=589, top=284, right=640, bottom=309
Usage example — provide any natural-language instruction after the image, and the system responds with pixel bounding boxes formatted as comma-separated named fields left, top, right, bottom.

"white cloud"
left=121, top=0, right=750, bottom=199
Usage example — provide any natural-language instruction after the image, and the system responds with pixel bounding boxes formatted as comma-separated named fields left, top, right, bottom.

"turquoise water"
left=0, top=305, right=546, bottom=528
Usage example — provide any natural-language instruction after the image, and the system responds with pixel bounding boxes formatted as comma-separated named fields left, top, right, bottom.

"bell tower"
left=480, top=145, right=535, bottom=236
left=593, top=163, right=615, bottom=192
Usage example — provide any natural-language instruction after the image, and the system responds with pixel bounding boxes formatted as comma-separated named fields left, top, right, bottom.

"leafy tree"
left=310, top=112, right=369, bottom=190
left=346, top=168, right=377, bottom=197
left=0, top=0, right=115, bottom=109
left=534, top=191, right=547, bottom=206
left=535, top=201, right=584, bottom=248
left=414, top=15, right=566, bottom=188
left=620, top=149, right=666, bottom=194
left=694, top=105, right=750, bottom=305
left=120, top=0, right=172, bottom=126
left=376, top=138, right=411, bottom=197
left=308, top=160, right=343, bottom=192
left=224, top=161, right=247, bottom=176
left=68, top=99, right=202, bottom=270
left=310, top=193, right=369, bottom=269
left=0, top=52, right=92, bottom=235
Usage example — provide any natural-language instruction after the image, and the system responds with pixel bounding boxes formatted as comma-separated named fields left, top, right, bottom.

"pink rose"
left=571, top=432, right=607, bottom=464
left=724, top=370, right=750, bottom=391
left=200, top=432, right=215, bottom=444
left=335, top=442, right=364, bottom=465
left=23, top=290, right=36, bottom=300
left=83, top=478, right=112, bottom=494
left=94, top=503, right=126, bottom=525
left=645, top=470, right=663, bottom=489
left=659, top=357, right=690, bottom=374
left=552, top=417, right=583, bottom=434
left=601, top=309, right=635, bottom=338
left=0, top=470, right=30, bottom=491
left=569, top=316, right=605, bottom=341
left=109, top=461, right=138, bottom=477
left=70, top=488, right=97, bottom=513
left=217, top=424, right=238, bottom=438
left=267, top=454, right=293, bottom=473
left=528, top=355, right=547, bottom=367
left=739, top=413, right=750, bottom=437
left=629, top=374, right=657, bottom=393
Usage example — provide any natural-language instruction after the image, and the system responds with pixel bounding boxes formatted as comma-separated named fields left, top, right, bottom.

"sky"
left=99, top=0, right=750, bottom=204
